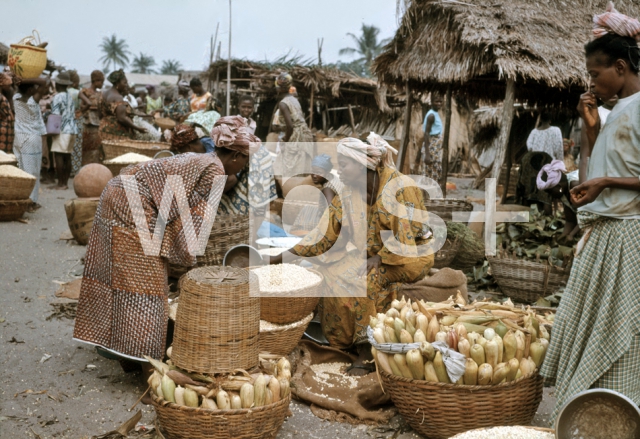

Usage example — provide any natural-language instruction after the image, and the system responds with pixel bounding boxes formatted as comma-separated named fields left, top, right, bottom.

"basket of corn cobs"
left=369, top=295, right=551, bottom=439
left=253, top=264, right=322, bottom=325
left=102, top=152, right=152, bottom=176
left=147, top=353, right=292, bottom=439
left=101, top=139, right=170, bottom=161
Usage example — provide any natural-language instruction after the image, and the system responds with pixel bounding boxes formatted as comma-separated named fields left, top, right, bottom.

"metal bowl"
left=223, top=244, right=263, bottom=268
left=556, top=389, right=640, bottom=439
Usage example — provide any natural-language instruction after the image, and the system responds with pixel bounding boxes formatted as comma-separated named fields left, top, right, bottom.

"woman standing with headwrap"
left=273, top=133, right=433, bottom=374
left=99, top=69, right=146, bottom=141
left=73, top=117, right=256, bottom=391
left=0, top=73, right=15, bottom=154
left=164, top=81, right=191, bottom=122
left=272, top=72, right=313, bottom=176
left=541, top=3, right=640, bottom=423
left=79, top=70, right=105, bottom=165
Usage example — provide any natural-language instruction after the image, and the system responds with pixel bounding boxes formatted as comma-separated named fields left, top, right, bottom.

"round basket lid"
left=187, top=266, right=254, bottom=287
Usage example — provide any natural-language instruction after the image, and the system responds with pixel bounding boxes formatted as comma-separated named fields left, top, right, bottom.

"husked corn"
left=451, top=426, right=553, bottom=438
left=252, top=264, right=320, bottom=293
left=106, top=152, right=152, bottom=164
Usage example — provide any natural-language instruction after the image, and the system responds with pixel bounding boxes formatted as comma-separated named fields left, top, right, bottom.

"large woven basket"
left=0, top=167, right=36, bottom=201
left=258, top=268, right=322, bottom=324
left=488, top=257, right=571, bottom=303
left=433, top=238, right=461, bottom=269
left=101, top=140, right=170, bottom=161
left=169, top=213, right=250, bottom=278
left=0, top=153, right=18, bottom=167
left=151, top=392, right=290, bottom=439
left=8, top=34, right=47, bottom=79
left=423, top=199, right=473, bottom=222
left=155, top=117, right=176, bottom=131
left=102, top=162, right=129, bottom=177
left=172, top=266, right=260, bottom=374
left=260, top=312, right=314, bottom=356
left=0, top=200, right=31, bottom=221
left=379, top=369, right=544, bottom=439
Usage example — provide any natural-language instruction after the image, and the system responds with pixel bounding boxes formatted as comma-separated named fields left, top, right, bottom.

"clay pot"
left=73, top=164, right=113, bottom=198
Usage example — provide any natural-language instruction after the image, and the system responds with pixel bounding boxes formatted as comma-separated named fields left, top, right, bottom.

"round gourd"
left=74, top=164, right=113, bottom=198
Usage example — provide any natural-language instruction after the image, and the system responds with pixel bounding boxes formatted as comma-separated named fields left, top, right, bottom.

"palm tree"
left=131, top=53, right=157, bottom=74
left=160, top=59, right=182, bottom=75
left=98, top=34, right=131, bottom=72
left=339, top=24, right=391, bottom=76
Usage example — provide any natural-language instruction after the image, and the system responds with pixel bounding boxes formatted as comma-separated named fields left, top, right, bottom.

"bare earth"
left=0, top=180, right=555, bottom=439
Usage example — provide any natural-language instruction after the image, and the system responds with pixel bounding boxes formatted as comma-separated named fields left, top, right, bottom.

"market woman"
left=273, top=133, right=433, bottom=374
left=99, top=69, right=146, bottom=141
left=0, top=73, right=15, bottom=154
left=79, top=70, right=104, bottom=165
left=541, top=5, right=640, bottom=422
left=73, top=116, right=256, bottom=384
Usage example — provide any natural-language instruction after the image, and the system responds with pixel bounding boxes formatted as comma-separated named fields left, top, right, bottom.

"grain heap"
left=370, top=294, right=552, bottom=385
left=252, top=263, right=321, bottom=293
left=0, top=164, right=34, bottom=179
left=450, top=426, right=554, bottom=439
left=106, top=152, right=153, bottom=164
left=310, top=362, right=360, bottom=390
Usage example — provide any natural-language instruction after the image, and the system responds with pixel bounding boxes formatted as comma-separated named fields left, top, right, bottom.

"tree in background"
left=160, top=59, right=182, bottom=75
left=98, top=34, right=131, bottom=72
left=338, top=24, right=390, bottom=77
left=131, top=53, right=157, bottom=74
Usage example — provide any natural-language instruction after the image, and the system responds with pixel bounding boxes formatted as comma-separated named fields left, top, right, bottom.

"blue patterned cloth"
left=51, top=91, right=78, bottom=135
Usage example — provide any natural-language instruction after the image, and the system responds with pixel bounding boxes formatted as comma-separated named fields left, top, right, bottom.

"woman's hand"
left=135, top=126, right=147, bottom=133
left=577, top=92, right=600, bottom=130
left=358, top=255, right=382, bottom=278
left=570, top=178, right=607, bottom=207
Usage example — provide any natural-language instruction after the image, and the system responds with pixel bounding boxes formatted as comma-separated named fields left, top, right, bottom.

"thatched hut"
left=373, top=0, right=640, bottom=193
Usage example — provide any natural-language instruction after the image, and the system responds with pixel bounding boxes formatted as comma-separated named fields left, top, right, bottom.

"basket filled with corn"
left=147, top=354, right=292, bottom=439
left=253, top=264, right=322, bottom=324
left=369, top=295, right=549, bottom=439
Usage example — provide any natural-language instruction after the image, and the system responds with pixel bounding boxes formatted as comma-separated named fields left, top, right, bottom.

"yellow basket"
left=9, top=31, right=47, bottom=78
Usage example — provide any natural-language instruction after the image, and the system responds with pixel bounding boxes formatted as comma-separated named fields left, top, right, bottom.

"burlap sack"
left=400, top=267, right=468, bottom=303
left=290, top=340, right=396, bottom=424
left=64, top=198, right=100, bottom=245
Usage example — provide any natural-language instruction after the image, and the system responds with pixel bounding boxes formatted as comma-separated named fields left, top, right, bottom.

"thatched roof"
left=373, top=0, right=640, bottom=104
left=207, top=60, right=403, bottom=113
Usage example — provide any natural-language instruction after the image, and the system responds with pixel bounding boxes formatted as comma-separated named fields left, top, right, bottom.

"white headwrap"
left=536, top=160, right=567, bottom=190
left=336, top=132, right=398, bottom=170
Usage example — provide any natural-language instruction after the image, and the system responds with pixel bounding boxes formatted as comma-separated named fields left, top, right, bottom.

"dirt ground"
left=0, top=179, right=555, bottom=439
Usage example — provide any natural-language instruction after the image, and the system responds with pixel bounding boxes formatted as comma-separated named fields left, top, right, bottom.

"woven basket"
left=8, top=32, right=47, bottom=79
left=102, top=162, right=129, bottom=177
left=0, top=200, right=31, bottom=221
left=488, top=257, right=571, bottom=303
left=155, top=117, right=176, bottom=131
left=101, top=140, right=170, bottom=161
left=0, top=169, right=36, bottom=201
left=258, top=268, right=322, bottom=324
left=433, top=238, right=461, bottom=269
left=151, top=392, right=290, bottom=439
left=0, top=154, right=18, bottom=167
left=449, top=426, right=555, bottom=438
left=172, top=266, right=260, bottom=373
left=379, top=369, right=544, bottom=439
left=424, top=199, right=473, bottom=222
left=169, top=213, right=250, bottom=278
left=260, top=312, right=314, bottom=356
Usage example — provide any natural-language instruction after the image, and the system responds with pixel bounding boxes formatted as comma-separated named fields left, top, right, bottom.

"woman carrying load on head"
left=73, top=115, right=259, bottom=392
left=271, top=133, right=433, bottom=374
left=99, top=69, right=147, bottom=141
left=541, top=3, right=640, bottom=423
left=79, top=70, right=105, bottom=165
left=0, top=73, right=16, bottom=154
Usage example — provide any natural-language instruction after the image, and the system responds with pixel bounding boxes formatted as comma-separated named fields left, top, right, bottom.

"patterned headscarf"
left=275, top=72, right=293, bottom=89
left=337, top=132, right=398, bottom=171
left=311, top=154, right=333, bottom=172
left=107, top=69, right=126, bottom=85
left=90, top=70, right=105, bottom=82
left=537, top=160, right=567, bottom=190
left=170, top=124, right=199, bottom=151
left=0, top=73, right=12, bottom=87
left=211, top=115, right=260, bottom=156
left=593, top=2, right=640, bottom=41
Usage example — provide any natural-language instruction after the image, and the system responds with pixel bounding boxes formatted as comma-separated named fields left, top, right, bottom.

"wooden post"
left=347, top=104, right=356, bottom=135
left=308, top=88, right=314, bottom=129
left=396, top=81, right=413, bottom=172
left=226, top=0, right=232, bottom=116
left=490, top=79, right=516, bottom=186
left=501, top=140, right=512, bottom=203
left=322, top=107, right=327, bottom=133
left=441, top=85, right=453, bottom=197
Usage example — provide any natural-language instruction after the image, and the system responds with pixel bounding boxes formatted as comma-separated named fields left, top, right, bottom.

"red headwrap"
left=170, top=124, right=199, bottom=151
left=211, top=115, right=260, bottom=155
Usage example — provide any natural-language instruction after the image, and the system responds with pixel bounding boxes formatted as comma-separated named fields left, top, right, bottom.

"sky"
left=1, top=0, right=399, bottom=75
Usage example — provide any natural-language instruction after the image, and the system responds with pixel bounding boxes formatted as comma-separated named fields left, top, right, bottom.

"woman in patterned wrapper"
left=72, top=115, right=260, bottom=400
left=541, top=3, right=640, bottom=424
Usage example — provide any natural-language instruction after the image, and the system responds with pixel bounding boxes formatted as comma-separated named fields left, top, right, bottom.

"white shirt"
left=526, top=126, right=564, bottom=161
left=124, top=94, right=138, bottom=109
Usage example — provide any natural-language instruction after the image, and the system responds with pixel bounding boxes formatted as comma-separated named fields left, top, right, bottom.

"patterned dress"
left=274, top=95, right=314, bottom=176
left=164, top=96, right=191, bottom=122
left=292, top=166, right=433, bottom=348
left=190, top=92, right=211, bottom=112
left=526, top=126, right=564, bottom=161
left=0, top=94, right=15, bottom=153
left=73, top=152, right=226, bottom=361
left=80, top=87, right=102, bottom=165
left=13, top=94, right=47, bottom=203
left=99, top=99, right=136, bottom=141
left=68, top=87, right=83, bottom=173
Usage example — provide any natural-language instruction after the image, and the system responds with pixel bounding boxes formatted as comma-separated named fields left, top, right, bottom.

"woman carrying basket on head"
left=73, top=116, right=259, bottom=398
left=270, top=133, right=434, bottom=375
left=541, top=3, right=640, bottom=423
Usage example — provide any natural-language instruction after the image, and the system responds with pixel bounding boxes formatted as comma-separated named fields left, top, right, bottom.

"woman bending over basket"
left=271, top=133, right=434, bottom=375
left=99, top=70, right=147, bottom=141
left=541, top=4, right=640, bottom=423
left=73, top=115, right=258, bottom=395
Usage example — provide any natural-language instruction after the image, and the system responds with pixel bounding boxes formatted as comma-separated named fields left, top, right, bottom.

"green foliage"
left=160, top=59, right=182, bottom=75
left=131, top=53, right=157, bottom=74
left=338, top=24, right=391, bottom=77
left=99, top=34, right=130, bottom=72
